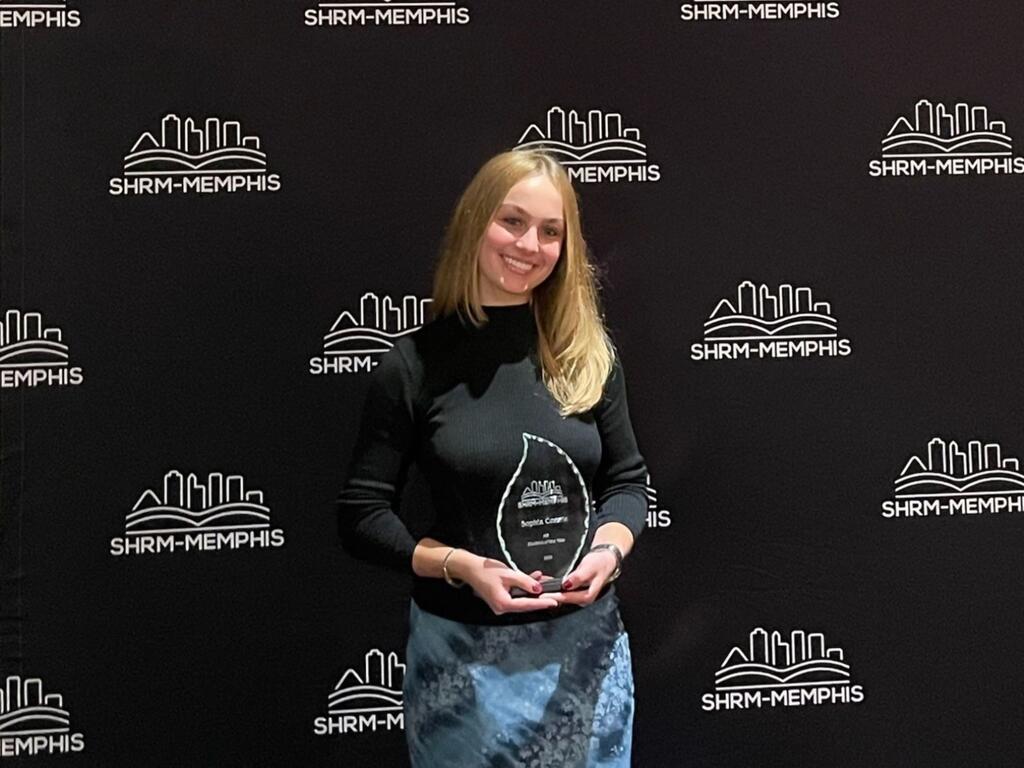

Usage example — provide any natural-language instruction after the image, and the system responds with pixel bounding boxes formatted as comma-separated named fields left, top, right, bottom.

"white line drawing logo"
left=883, top=100, right=1010, bottom=158
left=680, top=1, right=839, bottom=22
left=0, top=308, right=83, bottom=388
left=515, top=107, right=660, bottom=184
left=518, top=480, right=568, bottom=509
left=309, top=292, right=431, bottom=375
left=702, top=628, right=864, bottom=711
left=313, top=650, right=405, bottom=736
left=691, top=282, right=851, bottom=361
left=870, top=100, right=1024, bottom=177
left=0, top=0, right=80, bottom=28
left=882, top=437, right=1024, bottom=519
left=716, top=628, right=849, bottom=691
left=109, top=114, right=281, bottom=195
left=109, top=469, right=285, bottom=556
left=305, top=0, right=470, bottom=26
left=0, top=675, right=84, bottom=756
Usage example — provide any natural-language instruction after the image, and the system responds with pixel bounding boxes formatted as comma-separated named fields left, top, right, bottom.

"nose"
left=516, top=225, right=540, bottom=253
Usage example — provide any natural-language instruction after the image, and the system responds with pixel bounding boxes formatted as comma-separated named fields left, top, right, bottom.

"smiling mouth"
left=501, top=254, right=535, bottom=274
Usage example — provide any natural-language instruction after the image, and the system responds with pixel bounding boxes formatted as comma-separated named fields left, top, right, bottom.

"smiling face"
left=476, top=174, right=565, bottom=306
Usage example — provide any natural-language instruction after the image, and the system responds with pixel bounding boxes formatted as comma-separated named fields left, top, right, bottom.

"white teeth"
left=502, top=255, right=534, bottom=273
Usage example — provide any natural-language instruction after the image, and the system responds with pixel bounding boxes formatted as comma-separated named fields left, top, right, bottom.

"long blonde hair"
left=432, top=150, right=613, bottom=415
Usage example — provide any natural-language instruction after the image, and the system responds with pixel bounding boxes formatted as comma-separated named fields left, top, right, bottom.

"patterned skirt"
left=403, top=593, right=634, bottom=768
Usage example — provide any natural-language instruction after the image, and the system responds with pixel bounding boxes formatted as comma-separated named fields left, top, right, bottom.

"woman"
left=338, top=149, right=648, bottom=767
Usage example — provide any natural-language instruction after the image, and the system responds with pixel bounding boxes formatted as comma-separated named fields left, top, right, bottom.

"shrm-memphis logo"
left=314, top=649, right=405, bottom=736
left=681, top=1, right=839, bottom=22
left=645, top=472, right=672, bottom=529
left=691, top=281, right=851, bottom=361
left=515, top=106, right=660, bottom=184
left=309, top=292, right=431, bottom=375
left=0, top=308, right=83, bottom=389
left=869, top=99, right=1024, bottom=177
left=305, top=0, right=469, bottom=26
left=882, top=437, right=1024, bottom=519
left=109, top=469, right=285, bottom=556
left=0, top=675, right=84, bottom=757
left=109, top=114, right=281, bottom=196
left=0, top=0, right=79, bottom=27
left=702, top=628, right=864, bottom=711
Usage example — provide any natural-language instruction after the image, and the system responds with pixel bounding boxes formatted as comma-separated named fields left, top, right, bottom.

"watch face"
left=496, top=433, right=590, bottom=578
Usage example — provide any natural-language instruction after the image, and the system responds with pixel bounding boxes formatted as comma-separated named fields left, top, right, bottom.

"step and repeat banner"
left=3, top=1, right=1024, bottom=765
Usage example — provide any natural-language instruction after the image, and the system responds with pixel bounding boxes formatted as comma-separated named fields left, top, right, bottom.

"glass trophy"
left=497, top=433, right=590, bottom=582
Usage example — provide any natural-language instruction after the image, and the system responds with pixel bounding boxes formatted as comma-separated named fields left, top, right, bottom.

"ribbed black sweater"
left=337, top=303, right=647, bottom=625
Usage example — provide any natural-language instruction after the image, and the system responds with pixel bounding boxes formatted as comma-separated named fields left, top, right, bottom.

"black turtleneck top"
left=337, top=303, right=648, bottom=625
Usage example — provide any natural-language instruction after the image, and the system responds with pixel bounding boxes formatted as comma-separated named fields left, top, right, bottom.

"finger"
left=528, top=570, right=545, bottom=581
left=561, top=562, right=598, bottom=592
left=551, top=588, right=591, bottom=606
left=508, top=572, right=545, bottom=595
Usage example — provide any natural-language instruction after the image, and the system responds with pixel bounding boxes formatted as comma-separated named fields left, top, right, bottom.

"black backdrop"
left=4, top=1, right=1024, bottom=765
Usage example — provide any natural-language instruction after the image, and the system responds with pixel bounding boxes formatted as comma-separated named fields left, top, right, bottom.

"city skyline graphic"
left=0, top=675, right=71, bottom=736
left=122, top=114, right=268, bottom=176
left=0, top=309, right=69, bottom=369
left=882, top=100, right=1012, bottom=158
left=328, top=650, right=404, bottom=714
left=895, top=437, right=1024, bottom=498
left=704, top=281, right=838, bottom=340
left=125, top=469, right=272, bottom=535
left=516, top=106, right=648, bottom=165
left=715, top=628, right=850, bottom=691
left=518, top=480, right=568, bottom=509
left=323, top=292, right=432, bottom=356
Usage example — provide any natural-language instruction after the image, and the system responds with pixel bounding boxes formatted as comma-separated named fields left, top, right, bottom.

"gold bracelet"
left=442, top=547, right=465, bottom=588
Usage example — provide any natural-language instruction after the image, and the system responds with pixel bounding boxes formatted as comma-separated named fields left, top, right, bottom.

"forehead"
left=500, top=174, right=564, bottom=220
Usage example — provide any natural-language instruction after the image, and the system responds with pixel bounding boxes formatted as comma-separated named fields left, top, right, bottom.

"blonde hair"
left=432, top=150, right=614, bottom=415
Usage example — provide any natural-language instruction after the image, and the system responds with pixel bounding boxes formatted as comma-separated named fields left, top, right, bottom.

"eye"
left=544, top=227, right=562, bottom=238
left=503, top=216, right=522, bottom=226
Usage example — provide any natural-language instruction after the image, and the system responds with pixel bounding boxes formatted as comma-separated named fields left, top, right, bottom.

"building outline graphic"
left=515, top=106, right=647, bottom=165
left=327, top=649, right=404, bottom=716
left=882, top=100, right=1012, bottom=158
left=894, top=437, right=1024, bottom=499
left=121, top=113, right=268, bottom=176
left=714, top=628, right=851, bottom=692
left=517, top=480, right=568, bottom=509
left=0, top=309, right=70, bottom=369
left=124, top=469, right=272, bottom=536
left=0, top=675, right=72, bottom=737
left=323, top=292, right=431, bottom=357
left=703, top=281, right=838, bottom=341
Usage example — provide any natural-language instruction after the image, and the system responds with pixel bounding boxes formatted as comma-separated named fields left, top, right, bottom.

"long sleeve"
left=592, top=356, right=649, bottom=541
left=336, top=343, right=419, bottom=572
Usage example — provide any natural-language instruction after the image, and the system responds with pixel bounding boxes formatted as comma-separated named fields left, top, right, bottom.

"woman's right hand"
left=447, top=550, right=559, bottom=615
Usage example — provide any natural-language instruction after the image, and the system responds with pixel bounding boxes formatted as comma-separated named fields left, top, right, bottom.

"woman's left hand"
left=551, top=549, right=619, bottom=607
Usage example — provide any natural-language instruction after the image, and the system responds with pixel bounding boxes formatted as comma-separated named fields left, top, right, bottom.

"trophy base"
left=509, top=578, right=564, bottom=598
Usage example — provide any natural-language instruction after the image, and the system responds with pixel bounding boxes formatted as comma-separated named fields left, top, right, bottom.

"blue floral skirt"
left=403, top=594, right=634, bottom=768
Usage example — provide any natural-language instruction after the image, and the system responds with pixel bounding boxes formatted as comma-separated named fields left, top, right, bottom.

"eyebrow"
left=500, top=203, right=564, bottom=224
